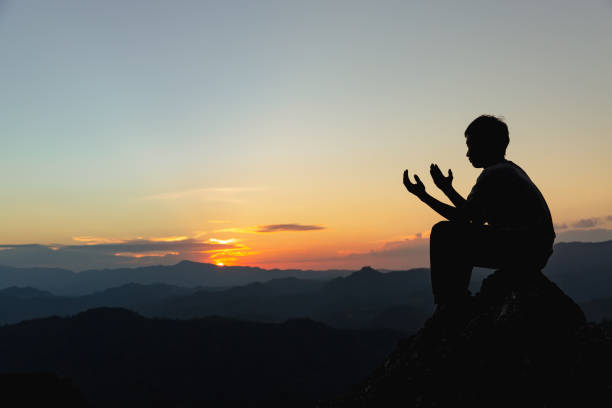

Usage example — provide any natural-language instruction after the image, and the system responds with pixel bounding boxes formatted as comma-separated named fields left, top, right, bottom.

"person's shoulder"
left=479, top=160, right=517, bottom=178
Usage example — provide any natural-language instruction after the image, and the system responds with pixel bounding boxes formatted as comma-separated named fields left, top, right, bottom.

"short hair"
left=464, top=115, right=509, bottom=156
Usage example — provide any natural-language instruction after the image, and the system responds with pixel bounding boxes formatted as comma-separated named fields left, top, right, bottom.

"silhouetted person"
left=403, top=115, right=555, bottom=311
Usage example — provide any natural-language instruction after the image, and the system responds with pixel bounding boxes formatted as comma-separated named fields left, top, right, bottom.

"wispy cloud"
left=254, top=232, right=430, bottom=270
left=64, top=238, right=236, bottom=254
left=553, top=215, right=612, bottom=243
left=114, top=251, right=180, bottom=258
left=571, top=218, right=602, bottom=229
left=213, top=227, right=258, bottom=234
left=72, top=236, right=126, bottom=245
left=206, top=238, right=238, bottom=245
left=256, top=224, right=326, bottom=233
left=554, top=215, right=612, bottom=231
left=149, top=236, right=189, bottom=242
left=214, top=223, right=326, bottom=234
left=143, top=187, right=265, bottom=201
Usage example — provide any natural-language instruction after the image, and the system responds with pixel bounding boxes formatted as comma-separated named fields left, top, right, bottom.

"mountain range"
left=0, top=240, right=610, bottom=328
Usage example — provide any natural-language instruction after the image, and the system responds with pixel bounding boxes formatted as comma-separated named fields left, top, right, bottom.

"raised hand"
left=403, top=169, right=426, bottom=198
left=430, top=164, right=453, bottom=192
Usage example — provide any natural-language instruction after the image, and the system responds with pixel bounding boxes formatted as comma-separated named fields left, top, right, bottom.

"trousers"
left=429, top=221, right=554, bottom=305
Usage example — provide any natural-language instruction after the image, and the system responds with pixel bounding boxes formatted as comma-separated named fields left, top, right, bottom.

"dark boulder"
left=325, top=269, right=612, bottom=407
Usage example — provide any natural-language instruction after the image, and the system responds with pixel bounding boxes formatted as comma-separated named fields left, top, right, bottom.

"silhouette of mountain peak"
left=0, top=286, right=54, bottom=298
left=352, top=266, right=381, bottom=277
left=328, top=268, right=612, bottom=407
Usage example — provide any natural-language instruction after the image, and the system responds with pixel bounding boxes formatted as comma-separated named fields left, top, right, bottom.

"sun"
left=216, top=262, right=225, bottom=267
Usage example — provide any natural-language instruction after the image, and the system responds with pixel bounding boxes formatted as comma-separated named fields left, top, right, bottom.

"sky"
left=0, top=0, right=611, bottom=271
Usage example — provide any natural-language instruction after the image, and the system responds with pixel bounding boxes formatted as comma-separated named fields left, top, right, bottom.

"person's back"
left=467, top=159, right=555, bottom=239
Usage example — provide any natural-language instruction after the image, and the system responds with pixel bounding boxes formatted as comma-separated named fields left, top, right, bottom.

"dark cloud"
left=555, top=228, right=612, bottom=243
left=63, top=239, right=235, bottom=253
left=0, top=239, right=240, bottom=271
left=571, top=218, right=602, bottom=229
left=256, top=224, right=325, bottom=233
left=607, top=215, right=612, bottom=222
left=553, top=223, right=568, bottom=230
left=0, top=244, right=44, bottom=249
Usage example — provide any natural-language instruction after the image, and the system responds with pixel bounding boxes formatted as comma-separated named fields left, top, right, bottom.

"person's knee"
left=431, top=221, right=454, bottom=239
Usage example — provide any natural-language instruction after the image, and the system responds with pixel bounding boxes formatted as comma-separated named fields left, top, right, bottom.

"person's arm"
left=403, top=170, right=461, bottom=221
left=418, top=190, right=460, bottom=221
left=430, top=164, right=466, bottom=208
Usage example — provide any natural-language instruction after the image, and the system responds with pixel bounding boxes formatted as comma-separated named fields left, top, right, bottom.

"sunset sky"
left=1, top=1, right=611, bottom=271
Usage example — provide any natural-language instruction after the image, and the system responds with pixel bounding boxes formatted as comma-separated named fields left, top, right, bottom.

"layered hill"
left=0, top=308, right=404, bottom=407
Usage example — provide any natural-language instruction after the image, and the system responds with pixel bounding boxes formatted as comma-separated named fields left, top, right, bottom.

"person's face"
left=465, top=135, right=488, bottom=168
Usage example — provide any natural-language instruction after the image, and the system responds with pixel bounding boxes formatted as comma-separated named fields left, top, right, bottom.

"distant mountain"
left=0, top=283, right=200, bottom=325
left=0, top=261, right=350, bottom=295
left=0, top=308, right=404, bottom=406
left=147, top=266, right=433, bottom=332
left=544, top=240, right=612, bottom=301
left=0, top=268, right=433, bottom=332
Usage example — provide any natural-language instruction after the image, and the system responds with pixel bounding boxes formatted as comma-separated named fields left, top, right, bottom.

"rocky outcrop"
left=326, top=269, right=612, bottom=407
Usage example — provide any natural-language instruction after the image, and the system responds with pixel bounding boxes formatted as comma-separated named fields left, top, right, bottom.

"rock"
left=323, top=269, right=612, bottom=407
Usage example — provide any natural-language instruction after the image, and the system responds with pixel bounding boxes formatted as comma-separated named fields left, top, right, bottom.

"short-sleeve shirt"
left=464, top=160, right=555, bottom=241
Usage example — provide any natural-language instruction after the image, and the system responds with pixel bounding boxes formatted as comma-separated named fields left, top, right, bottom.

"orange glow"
left=207, top=238, right=237, bottom=245
left=201, top=241, right=257, bottom=266
left=149, top=236, right=189, bottom=242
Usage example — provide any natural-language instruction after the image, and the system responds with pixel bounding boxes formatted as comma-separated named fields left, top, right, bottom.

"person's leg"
left=466, top=225, right=547, bottom=271
left=429, top=221, right=473, bottom=305
left=429, top=221, right=550, bottom=305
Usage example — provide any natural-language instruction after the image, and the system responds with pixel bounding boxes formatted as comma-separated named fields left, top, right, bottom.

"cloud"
left=113, top=251, right=180, bottom=258
left=214, top=224, right=326, bottom=234
left=553, top=223, right=568, bottom=231
left=63, top=238, right=236, bottom=253
left=256, top=233, right=430, bottom=270
left=213, top=227, right=258, bottom=234
left=0, top=238, right=242, bottom=271
left=255, top=224, right=326, bottom=233
left=571, top=218, right=602, bottom=229
left=334, top=234, right=430, bottom=269
left=555, top=215, right=612, bottom=229
left=72, top=236, right=126, bottom=244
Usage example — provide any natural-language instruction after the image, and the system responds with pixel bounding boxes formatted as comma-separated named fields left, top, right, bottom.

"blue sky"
left=0, top=0, right=611, bottom=270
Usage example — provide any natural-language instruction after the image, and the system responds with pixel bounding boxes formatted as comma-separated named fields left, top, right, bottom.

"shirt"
left=464, top=160, right=555, bottom=240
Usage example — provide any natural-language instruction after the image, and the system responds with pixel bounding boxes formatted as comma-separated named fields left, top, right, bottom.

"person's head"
left=464, top=115, right=509, bottom=168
